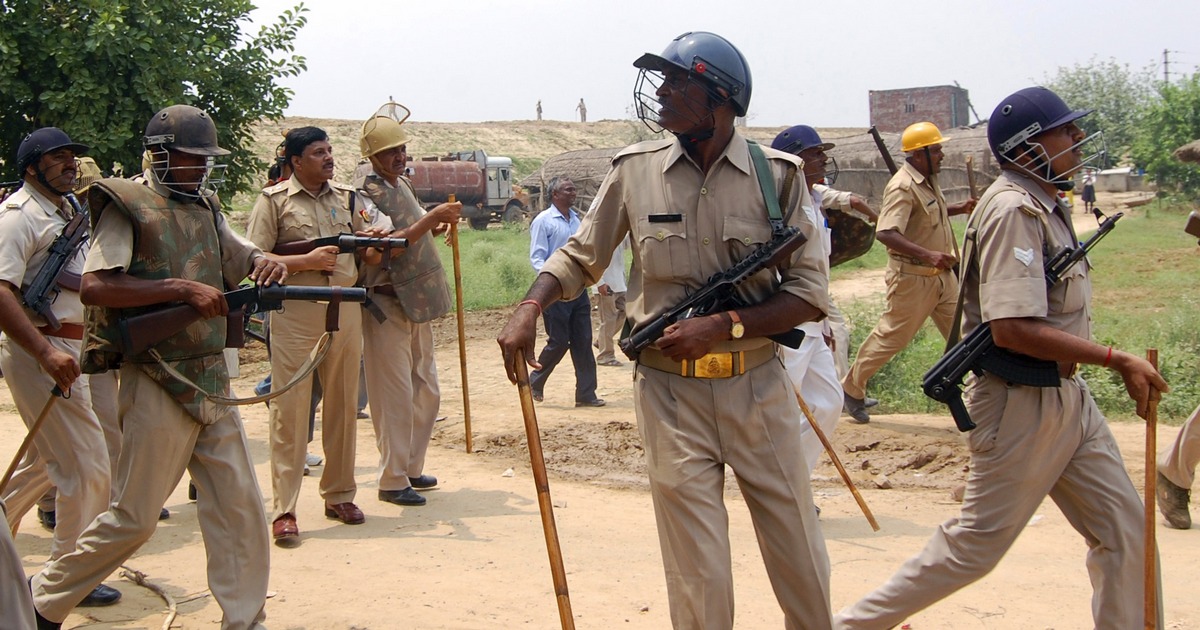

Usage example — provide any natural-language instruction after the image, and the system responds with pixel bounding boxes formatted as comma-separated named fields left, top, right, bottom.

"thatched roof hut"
left=1173, top=139, right=1200, bottom=164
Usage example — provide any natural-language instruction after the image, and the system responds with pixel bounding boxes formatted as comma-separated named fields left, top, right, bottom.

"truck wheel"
left=502, top=203, right=525, bottom=224
left=469, top=216, right=491, bottom=230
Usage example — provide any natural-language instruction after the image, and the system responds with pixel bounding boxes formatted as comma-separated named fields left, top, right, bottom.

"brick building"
left=869, top=85, right=971, bottom=134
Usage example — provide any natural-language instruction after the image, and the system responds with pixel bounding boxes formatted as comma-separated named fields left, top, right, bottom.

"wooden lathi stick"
left=514, top=348, right=575, bottom=630
left=796, top=394, right=880, bottom=531
left=1144, top=348, right=1160, bottom=630
left=448, top=193, right=473, bottom=453
left=1, top=386, right=63, bottom=498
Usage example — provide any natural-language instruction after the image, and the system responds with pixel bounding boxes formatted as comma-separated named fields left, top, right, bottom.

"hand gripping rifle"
left=118, top=283, right=368, bottom=357
left=22, top=193, right=89, bottom=330
left=923, top=209, right=1123, bottom=432
left=619, top=226, right=808, bottom=361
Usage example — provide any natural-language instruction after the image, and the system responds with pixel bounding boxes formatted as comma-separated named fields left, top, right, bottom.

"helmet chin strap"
left=33, top=165, right=73, bottom=197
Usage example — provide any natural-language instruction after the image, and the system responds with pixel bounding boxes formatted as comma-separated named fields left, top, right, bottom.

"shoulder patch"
left=261, top=180, right=288, bottom=196
left=613, top=138, right=673, bottom=162
left=759, top=145, right=804, bottom=169
left=329, top=181, right=355, bottom=192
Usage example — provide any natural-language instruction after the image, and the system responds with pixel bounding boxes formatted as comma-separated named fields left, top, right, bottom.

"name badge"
left=648, top=213, right=683, bottom=223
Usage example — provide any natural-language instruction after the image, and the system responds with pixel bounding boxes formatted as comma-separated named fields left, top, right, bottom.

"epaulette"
left=261, top=180, right=289, bottom=196
left=759, top=144, right=804, bottom=169
left=613, top=138, right=674, bottom=163
left=329, top=181, right=356, bottom=193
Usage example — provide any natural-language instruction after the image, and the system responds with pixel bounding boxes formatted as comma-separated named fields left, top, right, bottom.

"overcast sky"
left=246, top=0, right=1198, bottom=128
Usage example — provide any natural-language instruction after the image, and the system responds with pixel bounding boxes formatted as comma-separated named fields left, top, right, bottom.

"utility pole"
left=1164, top=49, right=1170, bottom=83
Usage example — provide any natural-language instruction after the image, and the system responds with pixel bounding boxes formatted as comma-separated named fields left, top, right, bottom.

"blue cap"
left=17, top=127, right=89, bottom=173
left=988, top=86, right=1091, bottom=157
left=770, top=125, right=834, bottom=155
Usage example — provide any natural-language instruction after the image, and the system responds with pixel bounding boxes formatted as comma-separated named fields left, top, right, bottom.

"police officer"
left=834, top=87, right=1166, bottom=629
left=30, top=105, right=284, bottom=630
left=357, top=104, right=461, bottom=507
left=498, top=31, right=834, bottom=629
left=842, top=121, right=976, bottom=423
left=246, top=126, right=380, bottom=544
left=770, top=125, right=845, bottom=477
left=0, top=127, right=120, bottom=607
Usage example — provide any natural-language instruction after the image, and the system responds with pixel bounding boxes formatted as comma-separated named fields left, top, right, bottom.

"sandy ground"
left=7, top=189, right=1191, bottom=630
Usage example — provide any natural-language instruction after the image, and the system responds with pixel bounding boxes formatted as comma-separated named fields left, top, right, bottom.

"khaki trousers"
left=835, top=374, right=1159, bottom=629
left=361, top=297, right=440, bottom=491
left=634, top=359, right=833, bottom=630
left=17, top=371, right=121, bottom=515
left=1159, top=403, right=1200, bottom=488
left=0, top=336, right=109, bottom=560
left=0, top=499, right=34, bottom=630
left=826, top=302, right=850, bottom=381
left=594, top=291, right=626, bottom=363
left=269, top=300, right=361, bottom=518
left=843, top=268, right=957, bottom=399
left=781, top=335, right=844, bottom=475
left=32, top=365, right=269, bottom=629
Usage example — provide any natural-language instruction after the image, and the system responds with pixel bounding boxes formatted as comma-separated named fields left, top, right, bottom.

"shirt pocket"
left=1048, top=258, right=1090, bottom=315
left=636, top=215, right=689, bottom=281
left=721, top=215, right=772, bottom=261
left=279, top=205, right=315, bottom=242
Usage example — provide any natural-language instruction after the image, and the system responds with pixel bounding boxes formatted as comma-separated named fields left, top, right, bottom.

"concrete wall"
left=869, top=85, right=971, bottom=134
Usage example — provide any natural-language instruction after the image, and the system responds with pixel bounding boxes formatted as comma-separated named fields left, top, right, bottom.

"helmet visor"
left=633, top=67, right=726, bottom=136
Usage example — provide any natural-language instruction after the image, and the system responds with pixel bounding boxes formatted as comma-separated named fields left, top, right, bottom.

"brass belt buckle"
left=687, top=351, right=742, bottom=378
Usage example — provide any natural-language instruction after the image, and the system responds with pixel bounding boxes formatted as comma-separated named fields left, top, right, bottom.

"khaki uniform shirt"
left=84, top=172, right=262, bottom=288
left=0, top=187, right=86, bottom=326
left=541, top=133, right=828, bottom=352
left=961, top=170, right=1089, bottom=340
left=877, top=161, right=956, bottom=258
left=245, top=176, right=374, bottom=288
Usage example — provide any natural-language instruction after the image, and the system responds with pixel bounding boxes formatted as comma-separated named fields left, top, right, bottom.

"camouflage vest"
left=81, top=178, right=228, bottom=424
left=360, top=173, right=452, bottom=323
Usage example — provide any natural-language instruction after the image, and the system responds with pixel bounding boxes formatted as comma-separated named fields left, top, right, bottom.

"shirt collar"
left=901, top=160, right=927, bottom=186
left=549, top=204, right=577, bottom=221
left=1003, top=170, right=1059, bottom=212
left=286, top=175, right=332, bottom=199
left=23, top=185, right=64, bottom=217
left=661, top=130, right=752, bottom=176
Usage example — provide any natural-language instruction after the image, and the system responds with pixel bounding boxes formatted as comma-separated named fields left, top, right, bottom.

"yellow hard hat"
left=901, top=122, right=949, bottom=153
left=359, top=100, right=412, bottom=159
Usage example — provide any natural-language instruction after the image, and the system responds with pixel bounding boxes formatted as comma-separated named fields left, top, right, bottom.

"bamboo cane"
left=796, top=394, right=879, bottom=531
left=966, top=155, right=978, bottom=199
left=1144, top=348, right=1159, bottom=630
left=1, top=386, right=63, bottom=497
left=448, top=194, right=473, bottom=453
left=514, top=348, right=575, bottom=630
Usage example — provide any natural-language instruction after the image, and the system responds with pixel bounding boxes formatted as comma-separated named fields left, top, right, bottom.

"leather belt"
left=638, top=345, right=776, bottom=379
left=1058, top=362, right=1077, bottom=378
left=38, top=323, right=84, bottom=340
left=887, top=257, right=944, bottom=277
left=371, top=284, right=397, bottom=297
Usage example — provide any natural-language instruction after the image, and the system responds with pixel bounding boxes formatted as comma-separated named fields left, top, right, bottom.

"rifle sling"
left=146, top=331, right=333, bottom=407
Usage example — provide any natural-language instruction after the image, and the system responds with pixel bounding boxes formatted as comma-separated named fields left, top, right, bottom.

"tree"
left=1042, top=57, right=1156, bottom=165
left=0, top=1, right=308, bottom=195
left=1131, top=72, right=1200, bottom=194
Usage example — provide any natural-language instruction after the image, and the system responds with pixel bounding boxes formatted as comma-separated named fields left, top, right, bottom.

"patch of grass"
left=435, top=222, right=537, bottom=312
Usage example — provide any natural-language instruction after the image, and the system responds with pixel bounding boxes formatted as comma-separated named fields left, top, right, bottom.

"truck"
left=358, top=150, right=529, bottom=230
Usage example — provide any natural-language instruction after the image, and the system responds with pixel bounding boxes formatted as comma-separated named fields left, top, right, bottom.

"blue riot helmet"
left=988, top=86, right=1104, bottom=191
left=632, top=31, right=752, bottom=138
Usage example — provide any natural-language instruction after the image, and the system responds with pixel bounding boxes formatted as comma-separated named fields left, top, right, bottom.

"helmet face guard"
left=822, top=155, right=840, bottom=187
left=146, top=146, right=226, bottom=200
left=1000, top=129, right=1106, bottom=191
left=633, top=65, right=728, bottom=137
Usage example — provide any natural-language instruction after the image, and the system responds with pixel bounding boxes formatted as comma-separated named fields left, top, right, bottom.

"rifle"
left=923, top=208, right=1123, bottom=432
left=619, top=226, right=808, bottom=360
left=22, top=193, right=89, bottom=330
left=869, top=125, right=899, bottom=175
left=272, top=234, right=408, bottom=271
left=117, top=284, right=368, bottom=357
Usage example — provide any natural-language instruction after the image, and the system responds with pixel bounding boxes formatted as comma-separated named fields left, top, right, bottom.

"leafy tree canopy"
left=1131, top=72, right=1200, bottom=195
left=0, top=1, right=307, bottom=195
left=1042, top=56, right=1156, bottom=165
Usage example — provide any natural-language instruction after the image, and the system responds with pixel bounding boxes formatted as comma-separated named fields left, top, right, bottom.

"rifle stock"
left=118, top=284, right=368, bottom=357
left=619, top=226, right=807, bottom=360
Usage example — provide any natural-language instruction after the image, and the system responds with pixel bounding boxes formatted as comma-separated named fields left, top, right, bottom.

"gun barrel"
left=259, top=285, right=368, bottom=303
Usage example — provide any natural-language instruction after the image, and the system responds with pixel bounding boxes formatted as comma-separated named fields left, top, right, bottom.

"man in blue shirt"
left=527, top=176, right=604, bottom=406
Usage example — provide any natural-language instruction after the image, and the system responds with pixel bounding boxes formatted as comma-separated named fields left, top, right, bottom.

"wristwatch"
left=728, top=310, right=744, bottom=340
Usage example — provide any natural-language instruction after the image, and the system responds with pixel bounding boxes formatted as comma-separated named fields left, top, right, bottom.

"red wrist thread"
left=1102, top=346, right=1113, bottom=368
left=518, top=299, right=542, bottom=317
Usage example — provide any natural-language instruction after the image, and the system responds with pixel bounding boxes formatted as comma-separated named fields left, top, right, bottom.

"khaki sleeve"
left=777, top=165, right=830, bottom=318
left=876, top=179, right=913, bottom=234
left=975, top=192, right=1048, bottom=322
left=816, top=185, right=853, bottom=211
left=0, top=209, right=35, bottom=288
left=244, top=193, right=280, bottom=252
left=541, top=165, right=628, bottom=300
left=82, top=201, right=134, bottom=274
left=216, top=211, right=264, bottom=287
